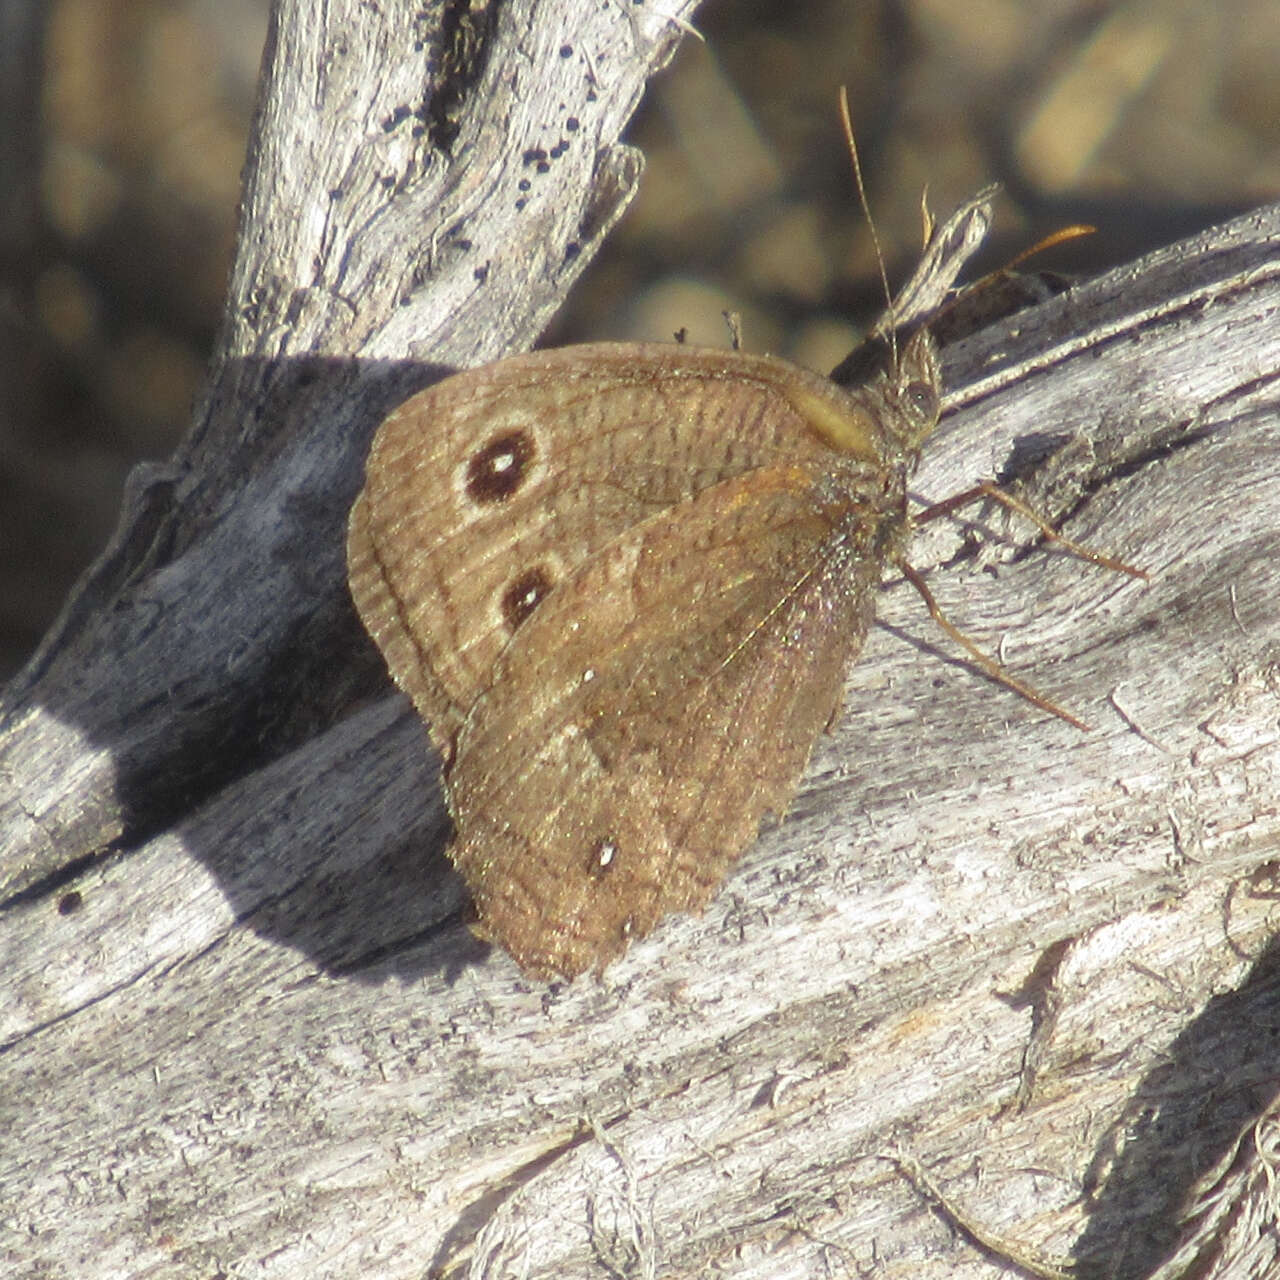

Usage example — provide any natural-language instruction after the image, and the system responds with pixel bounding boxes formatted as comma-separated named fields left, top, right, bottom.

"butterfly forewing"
left=347, top=344, right=887, bottom=751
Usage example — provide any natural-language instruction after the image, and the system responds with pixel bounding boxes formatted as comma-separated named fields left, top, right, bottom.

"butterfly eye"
left=905, top=381, right=939, bottom=423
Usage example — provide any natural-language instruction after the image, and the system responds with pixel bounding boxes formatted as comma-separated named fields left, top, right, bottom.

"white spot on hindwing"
left=589, top=837, right=619, bottom=879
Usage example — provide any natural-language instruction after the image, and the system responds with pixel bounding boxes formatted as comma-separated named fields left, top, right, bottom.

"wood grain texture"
left=2, top=2, right=1279, bottom=1278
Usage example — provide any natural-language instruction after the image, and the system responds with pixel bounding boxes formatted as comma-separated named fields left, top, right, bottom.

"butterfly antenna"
left=1004, top=223, right=1095, bottom=271
left=838, top=86, right=897, bottom=368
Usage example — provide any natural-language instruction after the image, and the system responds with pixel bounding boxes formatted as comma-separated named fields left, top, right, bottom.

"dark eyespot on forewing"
left=501, top=566, right=555, bottom=632
left=467, top=430, right=536, bottom=502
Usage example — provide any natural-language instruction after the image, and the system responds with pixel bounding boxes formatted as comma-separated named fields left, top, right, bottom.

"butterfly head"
left=877, top=328, right=942, bottom=469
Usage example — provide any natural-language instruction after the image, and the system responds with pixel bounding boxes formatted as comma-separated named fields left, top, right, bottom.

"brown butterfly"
left=347, top=329, right=946, bottom=978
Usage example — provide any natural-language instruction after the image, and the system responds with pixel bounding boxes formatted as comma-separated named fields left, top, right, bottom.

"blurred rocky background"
left=2, top=0, right=1276, bottom=678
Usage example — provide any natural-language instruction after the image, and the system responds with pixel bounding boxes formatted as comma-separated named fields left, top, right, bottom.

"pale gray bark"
left=2, top=1, right=1279, bottom=1278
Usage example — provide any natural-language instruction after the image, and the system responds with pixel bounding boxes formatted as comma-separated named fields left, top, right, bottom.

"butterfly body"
left=348, top=333, right=941, bottom=977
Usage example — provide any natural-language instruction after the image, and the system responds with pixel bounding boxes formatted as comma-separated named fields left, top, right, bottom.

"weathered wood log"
left=2, top=2, right=1278, bottom=1277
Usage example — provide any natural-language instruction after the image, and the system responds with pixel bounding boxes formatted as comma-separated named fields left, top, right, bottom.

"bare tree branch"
left=2, top=1, right=1279, bottom=1277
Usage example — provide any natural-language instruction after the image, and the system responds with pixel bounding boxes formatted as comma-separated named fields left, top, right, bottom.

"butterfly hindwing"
left=445, top=461, right=891, bottom=977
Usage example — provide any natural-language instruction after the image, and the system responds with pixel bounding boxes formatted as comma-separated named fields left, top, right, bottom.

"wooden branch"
left=0, top=0, right=680, bottom=897
left=3, top=1, right=1280, bottom=1277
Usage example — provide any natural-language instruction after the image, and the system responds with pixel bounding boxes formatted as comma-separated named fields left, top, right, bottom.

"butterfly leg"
left=914, top=480, right=1147, bottom=580
left=897, top=560, right=1089, bottom=731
